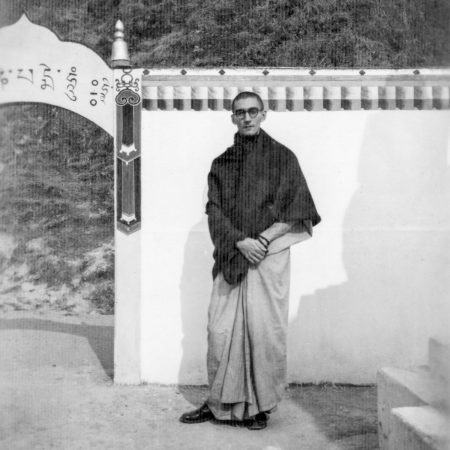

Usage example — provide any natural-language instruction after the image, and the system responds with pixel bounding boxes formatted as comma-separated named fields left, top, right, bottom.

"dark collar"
left=234, top=131, right=261, bottom=148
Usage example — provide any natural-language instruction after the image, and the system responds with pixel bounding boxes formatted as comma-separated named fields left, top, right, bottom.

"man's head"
left=231, top=92, right=266, bottom=136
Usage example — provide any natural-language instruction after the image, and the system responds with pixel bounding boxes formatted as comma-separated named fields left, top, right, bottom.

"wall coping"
left=140, top=68, right=450, bottom=111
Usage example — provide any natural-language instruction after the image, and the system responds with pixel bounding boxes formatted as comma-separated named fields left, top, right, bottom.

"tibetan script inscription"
left=0, top=15, right=115, bottom=135
left=65, top=67, right=78, bottom=101
left=0, top=63, right=113, bottom=108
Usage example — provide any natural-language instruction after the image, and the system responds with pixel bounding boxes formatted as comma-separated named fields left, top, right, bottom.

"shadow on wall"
left=177, top=209, right=212, bottom=402
left=0, top=318, right=114, bottom=379
left=288, top=111, right=450, bottom=384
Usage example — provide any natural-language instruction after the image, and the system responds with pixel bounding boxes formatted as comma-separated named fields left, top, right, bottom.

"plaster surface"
left=140, top=110, right=450, bottom=384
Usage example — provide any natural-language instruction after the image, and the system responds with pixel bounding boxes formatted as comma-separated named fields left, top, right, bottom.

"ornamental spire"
left=111, top=20, right=130, bottom=68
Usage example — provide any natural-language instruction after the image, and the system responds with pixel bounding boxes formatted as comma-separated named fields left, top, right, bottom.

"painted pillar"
left=112, top=21, right=142, bottom=384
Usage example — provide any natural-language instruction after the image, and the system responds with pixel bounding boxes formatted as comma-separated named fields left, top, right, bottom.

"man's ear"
left=261, top=111, right=267, bottom=122
left=231, top=114, right=238, bottom=126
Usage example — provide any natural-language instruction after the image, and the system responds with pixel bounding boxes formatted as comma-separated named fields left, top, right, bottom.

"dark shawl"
left=206, top=129, right=321, bottom=285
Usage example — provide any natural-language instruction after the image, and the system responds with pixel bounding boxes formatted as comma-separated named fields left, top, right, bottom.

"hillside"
left=1, top=0, right=449, bottom=68
left=0, top=0, right=449, bottom=314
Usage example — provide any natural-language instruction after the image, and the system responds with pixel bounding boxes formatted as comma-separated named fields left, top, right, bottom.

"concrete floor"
left=0, top=312, right=379, bottom=450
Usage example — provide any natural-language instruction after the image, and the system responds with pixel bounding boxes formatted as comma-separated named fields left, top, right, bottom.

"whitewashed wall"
left=140, top=109, right=450, bottom=384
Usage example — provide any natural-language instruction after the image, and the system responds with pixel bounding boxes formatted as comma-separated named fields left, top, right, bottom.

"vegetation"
left=0, top=0, right=448, bottom=313
left=1, top=0, right=449, bottom=68
left=0, top=105, right=114, bottom=314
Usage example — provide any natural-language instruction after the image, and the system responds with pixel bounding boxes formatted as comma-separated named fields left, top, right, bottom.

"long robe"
left=205, top=129, right=321, bottom=420
left=206, top=230, right=311, bottom=420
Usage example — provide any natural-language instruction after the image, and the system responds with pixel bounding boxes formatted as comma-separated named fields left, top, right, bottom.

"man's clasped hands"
left=236, top=235, right=270, bottom=264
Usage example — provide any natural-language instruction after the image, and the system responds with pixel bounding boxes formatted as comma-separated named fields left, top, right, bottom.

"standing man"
left=180, top=92, right=321, bottom=430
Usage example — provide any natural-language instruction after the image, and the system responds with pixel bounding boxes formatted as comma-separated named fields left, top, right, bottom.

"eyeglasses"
left=233, top=107, right=261, bottom=120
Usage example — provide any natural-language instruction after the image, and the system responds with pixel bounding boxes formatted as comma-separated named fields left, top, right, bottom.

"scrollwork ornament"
left=115, top=88, right=141, bottom=106
left=115, top=68, right=140, bottom=92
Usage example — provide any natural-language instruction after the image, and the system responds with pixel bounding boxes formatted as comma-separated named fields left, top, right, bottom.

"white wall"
left=140, top=110, right=450, bottom=384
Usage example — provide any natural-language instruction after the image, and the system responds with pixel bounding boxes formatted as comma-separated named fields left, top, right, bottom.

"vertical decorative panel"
left=224, top=86, right=238, bottom=111
left=342, top=86, right=361, bottom=110
left=142, top=85, right=157, bottom=111
left=323, top=86, right=341, bottom=111
left=396, top=86, right=414, bottom=109
left=286, top=86, right=303, bottom=111
left=361, top=86, right=379, bottom=110
left=191, top=86, right=208, bottom=111
left=414, top=86, right=433, bottom=110
left=379, top=86, right=397, bottom=110
left=238, top=86, right=253, bottom=93
left=208, top=86, right=224, bottom=111
left=433, top=86, right=450, bottom=110
left=253, top=86, right=270, bottom=111
left=268, top=86, right=286, bottom=111
left=304, top=86, right=323, bottom=111
left=115, top=69, right=141, bottom=234
left=158, top=86, right=174, bottom=110
left=173, top=86, right=190, bottom=110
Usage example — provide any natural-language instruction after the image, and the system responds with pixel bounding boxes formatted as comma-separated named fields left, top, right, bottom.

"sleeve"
left=205, top=167, right=246, bottom=249
left=272, top=150, right=321, bottom=227
left=205, top=163, right=248, bottom=285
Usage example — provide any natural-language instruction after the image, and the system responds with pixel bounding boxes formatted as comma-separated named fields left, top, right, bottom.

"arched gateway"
left=0, top=15, right=142, bottom=383
left=1, top=16, right=450, bottom=387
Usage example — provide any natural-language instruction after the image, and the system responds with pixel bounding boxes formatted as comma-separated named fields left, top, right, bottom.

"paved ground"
left=0, top=312, right=379, bottom=450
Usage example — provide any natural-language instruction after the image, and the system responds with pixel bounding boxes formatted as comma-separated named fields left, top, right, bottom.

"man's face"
left=232, top=97, right=266, bottom=136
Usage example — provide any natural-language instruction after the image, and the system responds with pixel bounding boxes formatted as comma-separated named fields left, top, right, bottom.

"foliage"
left=90, top=281, right=115, bottom=314
left=0, top=105, right=113, bottom=244
left=0, top=105, right=114, bottom=313
left=1, top=0, right=449, bottom=68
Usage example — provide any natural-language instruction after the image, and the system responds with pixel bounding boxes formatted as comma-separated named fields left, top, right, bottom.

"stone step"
left=378, top=366, right=436, bottom=450
left=429, top=337, right=450, bottom=385
left=389, top=406, right=450, bottom=450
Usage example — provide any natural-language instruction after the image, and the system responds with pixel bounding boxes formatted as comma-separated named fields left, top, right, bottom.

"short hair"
left=231, top=91, right=264, bottom=112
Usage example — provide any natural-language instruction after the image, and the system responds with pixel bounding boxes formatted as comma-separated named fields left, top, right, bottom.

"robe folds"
left=204, top=129, right=321, bottom=420
left=206, top=232, right=311, bottom=421
left=206, top=129, right=321, bottom=286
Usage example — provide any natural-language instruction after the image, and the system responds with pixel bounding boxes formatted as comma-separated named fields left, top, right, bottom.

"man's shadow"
left=287, top=110, right=450, bottom=442
left=177, top=203, right=214, bottom=405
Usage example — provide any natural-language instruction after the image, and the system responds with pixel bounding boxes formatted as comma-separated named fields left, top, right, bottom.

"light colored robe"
left=206, top=227, right=311, bottom=421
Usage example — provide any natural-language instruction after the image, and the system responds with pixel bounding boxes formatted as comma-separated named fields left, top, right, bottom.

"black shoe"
left=246, top=412, right=268, bottom=430
left=179, top=403, right=214, bottom=424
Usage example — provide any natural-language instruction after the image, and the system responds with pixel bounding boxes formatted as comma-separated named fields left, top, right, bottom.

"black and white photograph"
left=0, top=1, right=449, bottom=449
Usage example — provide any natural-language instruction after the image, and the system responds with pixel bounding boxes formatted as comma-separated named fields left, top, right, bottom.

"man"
left=180, top=92, right=321, bottom=430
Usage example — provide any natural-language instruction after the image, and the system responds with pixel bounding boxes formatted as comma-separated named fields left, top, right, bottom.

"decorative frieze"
left=141, top=69, right=450, bottom=112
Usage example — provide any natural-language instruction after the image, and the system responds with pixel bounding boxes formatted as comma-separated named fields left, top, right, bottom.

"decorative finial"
left=111, top=20, right=130, bottom=68
left=116, top=19, right=124, bottom=33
